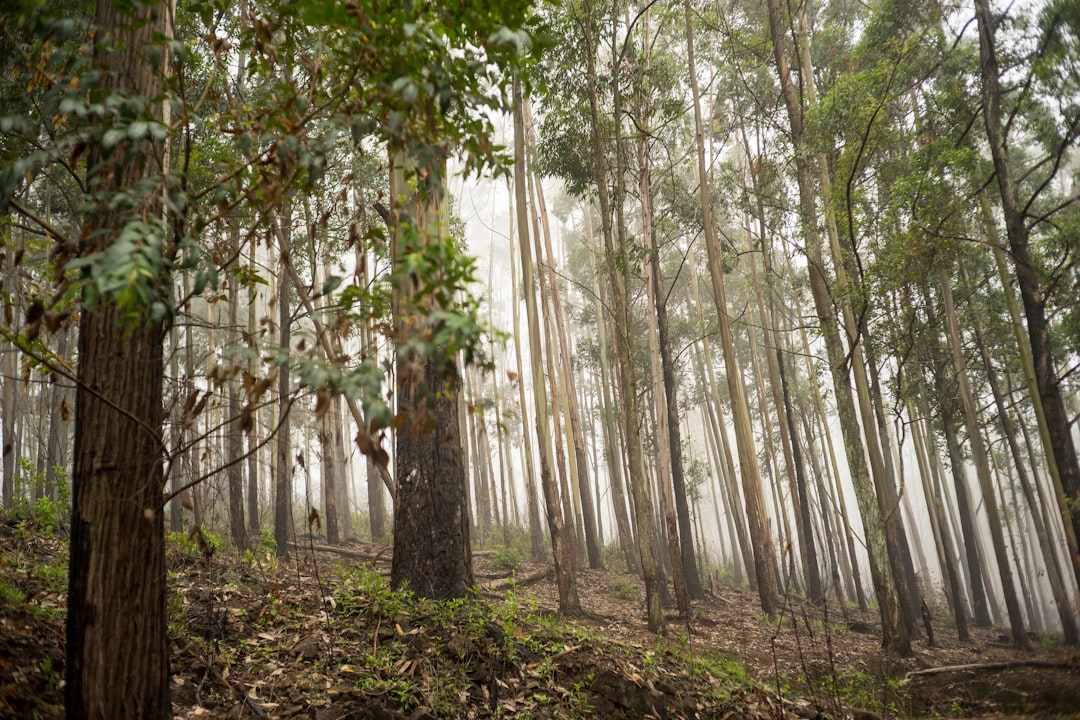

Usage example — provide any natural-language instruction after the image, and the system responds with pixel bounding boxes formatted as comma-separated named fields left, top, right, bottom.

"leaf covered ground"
left=0, top=528, right=1077, bottom=719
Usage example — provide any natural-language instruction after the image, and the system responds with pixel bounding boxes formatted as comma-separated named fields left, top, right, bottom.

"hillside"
left=1, top=530, right=1076, bottom=719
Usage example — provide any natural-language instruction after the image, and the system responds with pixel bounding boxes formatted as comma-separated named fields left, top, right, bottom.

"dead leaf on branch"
left=314, top=387, right=331, bottom=420
left=355, top=425, right=390, bottom=469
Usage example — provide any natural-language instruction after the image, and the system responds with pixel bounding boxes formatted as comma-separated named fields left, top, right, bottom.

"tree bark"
left=505, top=186, right=546, bottom=561
left=689, top=1, right=779, bottom=616
left=386, top=148, right=474, bottom=599
left=939, top=270, right=1030, bottom=649
left=512, top=75, right=581, bottom=613
left=975, top=0, right=1080, bottom=571
left=273, top=210, right=293, bottom=559
left=66, top=1, right=172, bottom=715
left=764, top=0, right=909, bottom=653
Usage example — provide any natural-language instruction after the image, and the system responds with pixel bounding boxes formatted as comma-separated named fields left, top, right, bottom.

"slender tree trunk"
left=905, top=377, right=970, bottom=641
left=765, top=0, right=909, bottom=653
left=923, top=285, right=994, bottom=627
left=247, top=234, right=261, bottom=534
left=506, top=185, right=545, bottom=560
left=939, top=271, right=1030, bottom=649
left=637, top=10, right=701, bottom=601
left=43, top=326, right=72, bottom=497
left=523, top=105, right=602, bottom=567
left=273, top=211, right=293, bottom=558
left=513, top=75, right=581, bottom=613
left=227, top=224, right=247, bottom=551
left=2, top=340, right=18, bottom=510
left=688, top=1, right=778, bottom=616
left=983, top=196, right=1080, bottom=598
left=580, top=1, right=663, bottom=631
left=688, top=260, right=754, bottom=589
left=967, top=274, right=1077, bottom=643
left=975, top=0, right=1080, bottom=574
left=586, top=211, right=638, bottom=574
left=333, top=396, right=352, bottom=540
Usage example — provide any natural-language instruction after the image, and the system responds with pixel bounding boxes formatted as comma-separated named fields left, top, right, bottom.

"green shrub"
left=491, top=545, right=522, bottom=573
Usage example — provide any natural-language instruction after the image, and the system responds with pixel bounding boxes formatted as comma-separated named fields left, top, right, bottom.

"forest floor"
left=0, top=529, right=1077, bottom=719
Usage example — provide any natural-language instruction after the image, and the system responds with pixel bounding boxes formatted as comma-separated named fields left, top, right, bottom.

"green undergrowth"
left=312, top=565, right=756, bottom=719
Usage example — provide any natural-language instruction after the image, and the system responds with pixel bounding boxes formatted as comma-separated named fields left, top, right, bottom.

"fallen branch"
left=481, top=566, right=553, bottom=592
left=290, top=542, right=391, bottom=563
left=904, top=659, right=1076, bottom=682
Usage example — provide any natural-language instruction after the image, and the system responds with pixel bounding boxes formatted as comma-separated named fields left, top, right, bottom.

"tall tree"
left=688, top=0, right=779, bottom=616
left=513, top=73, right=582, bottom=614
left=974, top=0, right=1080, bottom=572
left=388, top=153, right=474, bottom=599
left=65, top=0, right=174, bottom=714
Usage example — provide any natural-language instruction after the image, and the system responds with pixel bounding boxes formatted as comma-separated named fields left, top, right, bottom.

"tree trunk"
left=387, top=150, right=474, bottom=599
left=506, top=186, right=545, bottom=561
left=247, top=233, right=261, bottom=534
left=975, top=0, right=1080, bottom=574
left=273, top=211, right=293, bottom=559
left=66, top=1, right=172, bottom=715
left=586, top=212, right=638, bottom=574
left=966, top=273, right=1077, bottom=643
left=688, top=1, right=778, bottom=616
left=227, top=225, right=247, bottom=551
left=579, top=1, right=663, bottom=631
left=525, top=103, right=603, bottom=568
left=921, top=281, right=996, bottom=627
left=512, top=75, right=581, bottom=613
left=526, top=167, right=583, bottom=568
left=765, top=0, right=909, bottom=653
left=939, top=270, right=1030, bottom=649
left=904, top=376, right=970, bottom=642
left=2, top=339, right=18, bottom=510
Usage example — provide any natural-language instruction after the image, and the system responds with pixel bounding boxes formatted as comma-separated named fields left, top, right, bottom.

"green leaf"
left=321, top=275, right=343, bottom=296
left=101, top=128, right=126, bottom=150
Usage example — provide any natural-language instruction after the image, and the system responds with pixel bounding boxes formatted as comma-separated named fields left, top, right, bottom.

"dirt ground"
left=1, top=533, right=1077, bottom=719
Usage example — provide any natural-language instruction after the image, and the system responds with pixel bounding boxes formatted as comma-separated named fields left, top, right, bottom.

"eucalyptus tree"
left=513, top=73, right=583, bottom=614
left=762, top=0, right=913, bottom=654
left=2, top=1, right=538, bottom=715
left=974, top=0, right=1080, bottom=578
left=537, top=0, right=667, bottom=631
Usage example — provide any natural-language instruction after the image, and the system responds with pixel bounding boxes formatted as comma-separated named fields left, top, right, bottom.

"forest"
left=0, top=0, right=1078, bottom=717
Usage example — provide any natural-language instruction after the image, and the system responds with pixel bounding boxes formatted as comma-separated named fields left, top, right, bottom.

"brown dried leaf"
left=314, top=387, right=331, bottom=420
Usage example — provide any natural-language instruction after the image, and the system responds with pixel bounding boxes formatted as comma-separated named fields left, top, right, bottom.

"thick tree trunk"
left=66, top=2, right=172, bottom=716
left=391, top=356, right=473, bottom=598
left=387, top=148, right=474, bottom=599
